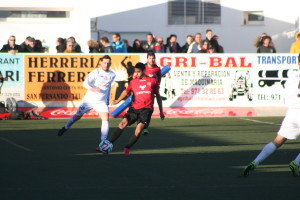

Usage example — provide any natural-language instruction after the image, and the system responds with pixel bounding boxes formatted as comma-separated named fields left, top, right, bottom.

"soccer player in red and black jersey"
left=145, top=51, right=162, bottom=84
left=108, top=62, right=165, bottom=155
left=143, top=51, right=162, bottom=135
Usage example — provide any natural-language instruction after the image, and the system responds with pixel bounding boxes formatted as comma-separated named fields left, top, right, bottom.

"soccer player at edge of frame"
left=243, top=53, right=300, bottom=177
left=106, top=62, right=165, bottom=155
left=111, top=64, right=171, bottom=118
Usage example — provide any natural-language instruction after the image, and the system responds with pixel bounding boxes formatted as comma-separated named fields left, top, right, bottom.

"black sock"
left=125, top=134, right=141, bottom=149
left=108, top=128, right=123, bottom=143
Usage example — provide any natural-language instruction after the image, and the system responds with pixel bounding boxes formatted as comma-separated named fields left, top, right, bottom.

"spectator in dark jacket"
left=100, top=36, right=114, bottom=53
left=0, top=35, right=22, bottom=53
left=165, top=34, right=181, bottom=53
left=56, top=37, right=66, bottom=53
left=132, top=39, right=145, bottom=53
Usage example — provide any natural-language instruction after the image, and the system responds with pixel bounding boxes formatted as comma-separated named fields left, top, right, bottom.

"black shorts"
left=123, top=107, right=153, bottom=128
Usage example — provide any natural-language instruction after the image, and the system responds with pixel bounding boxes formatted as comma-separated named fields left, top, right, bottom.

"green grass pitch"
left=1, top=117, right=299, bottom=200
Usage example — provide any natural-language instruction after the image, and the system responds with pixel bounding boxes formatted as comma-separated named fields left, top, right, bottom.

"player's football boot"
left=143, top=128, right=150, bottom=135
left=95, top=147, right=100, bottom=152
left=57, top=126, right=67, bottom=136
left=124, top=148, right=130, bottom=155
left=289, top=161, right=300, bottom=177
left=243, top=161, right=257, bottom=177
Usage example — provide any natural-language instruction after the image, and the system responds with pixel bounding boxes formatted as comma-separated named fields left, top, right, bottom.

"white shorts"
left=75, top=101, right=109, bottom=116
left=278, top=109, right=300, bottom=140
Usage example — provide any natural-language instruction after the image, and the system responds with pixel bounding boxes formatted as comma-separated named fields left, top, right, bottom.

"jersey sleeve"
left=83, top=70, right=96, bottom=89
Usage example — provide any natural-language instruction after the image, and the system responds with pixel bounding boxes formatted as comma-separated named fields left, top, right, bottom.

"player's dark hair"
left=298, top=53, right=300, bottom=63
left=147, top=51, right=156, bottom=59
left=134, top=62, right=145, bottom=71
left=101, top=55, right=111, bottom=61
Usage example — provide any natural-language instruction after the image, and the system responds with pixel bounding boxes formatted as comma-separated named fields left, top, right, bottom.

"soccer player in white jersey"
left=58, top=55, right=116, bottom=148
left=243, top=54, right=300, bottom=177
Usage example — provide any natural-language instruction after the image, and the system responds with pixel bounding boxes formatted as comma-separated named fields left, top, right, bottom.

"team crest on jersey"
left=139, top=85, right=146, bottom=90
left=147, top=82, right=152, bottom=86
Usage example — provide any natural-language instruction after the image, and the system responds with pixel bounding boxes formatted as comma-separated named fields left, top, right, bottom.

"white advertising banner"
left=153, top=54, right=298, bottom=107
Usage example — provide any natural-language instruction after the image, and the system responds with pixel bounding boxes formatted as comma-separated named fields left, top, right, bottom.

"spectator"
left=165, top=34, right=181, bottom=53
left=67, top=36, right=81, bottom=53
left=154, top=37, right=165, bottom=53
left=63, top=41, right=76, bottom=53
left=253, top=32, right=275, bottom=48
left=198, top=40, right=209, bottom=53
left=123, top=39, right=134, bottom=53
left=111, top=33, right=127, bottom=53
left=87, top=39, right=102, bottom=53
left=100, top=36, right=114, bottom=53
left=290, top=32, right=300, bottom=53
left=181, top=35, right=194, bottom=53
left=20, top=36, right=32, bottom=52
left=34, top=39, right=45, bottom=52
left=0, top=35, right=22, bottom=53
left=213, top=35, right=224, bottom=53
left=204, top=29, right=220, bottom=53
left=56, top=37, right=66, bottom=53
left=257, top=36, right=276, bottom=53
left=21, top=37, right=37, bottom=52
left=188, top=33, right=202, bottom=53
left=142, top=33, right=156, bottom=52
left=132, top=39, right=145, bottom=53
left=207, top=44, right=216, bottom=53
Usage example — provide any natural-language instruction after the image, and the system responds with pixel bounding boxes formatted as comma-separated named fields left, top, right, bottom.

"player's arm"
left=83, top=71, right=99, bottom=92
left=154, top=79, right=164, bottom=120
left=155, top=93, right=165, bottom=120
left=110, top=90, right=129, bottom=105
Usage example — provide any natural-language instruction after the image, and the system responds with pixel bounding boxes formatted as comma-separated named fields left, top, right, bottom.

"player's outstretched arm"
left=110, top=90, right=129, bottom=105
left=156, top=94, right=165, bottom=120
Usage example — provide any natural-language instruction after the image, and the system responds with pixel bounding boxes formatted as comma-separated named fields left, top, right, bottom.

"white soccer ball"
left=99, top=140, right=113, bottom=154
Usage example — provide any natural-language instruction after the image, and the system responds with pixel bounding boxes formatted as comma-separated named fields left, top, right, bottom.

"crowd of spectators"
left=1, top=29, right=300, bottom=54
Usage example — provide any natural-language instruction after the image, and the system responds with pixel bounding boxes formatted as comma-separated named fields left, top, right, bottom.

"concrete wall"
left=91, top=0, right=299, bottom=53
left=0, top=0, right=90, bottom=53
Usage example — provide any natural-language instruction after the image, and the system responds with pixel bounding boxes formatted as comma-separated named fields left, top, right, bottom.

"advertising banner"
left=0, top=54, right=24, bottom=101
left=1, top=53, right=298, bottom=118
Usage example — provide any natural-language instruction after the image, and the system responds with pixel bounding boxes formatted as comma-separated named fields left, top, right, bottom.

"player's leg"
left=108, top=107, right=136, bottom=144
left=124, top=122, right=145, bottom=151
left=107, top=118, right=129, bottom=143
left=58, top=102, right=90, bottom=136
left=95, top=103, right=110, bottom=141
left=289, top=153, right=300, bottom=176
left=243, top=135, right=286, bottom=177
left=143, top=127, right=150, bottom=135
left=124, top=108, right=153, bottom=155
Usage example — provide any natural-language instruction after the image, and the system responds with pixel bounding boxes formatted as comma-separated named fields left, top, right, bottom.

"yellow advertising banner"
left=24, top=54, right=141, bottom=102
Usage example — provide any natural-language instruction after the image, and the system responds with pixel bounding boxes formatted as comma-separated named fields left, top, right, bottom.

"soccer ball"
left=99, top=140, right=113, bottom=154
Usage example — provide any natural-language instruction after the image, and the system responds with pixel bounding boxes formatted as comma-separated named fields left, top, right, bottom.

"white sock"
left=253, top=142, right=277, bottom=165
left=101, top=120, right=109, bottom=141
left=293, top=153, right=300, bottom=166
left=65, top=115, right=80, bottom=129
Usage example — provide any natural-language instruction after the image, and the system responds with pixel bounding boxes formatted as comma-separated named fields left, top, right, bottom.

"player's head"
left=147, top=51, right=155, bottom=66
left=100, top=55, right=112, bottom=71
left=134, top=62, right=145, bottom=79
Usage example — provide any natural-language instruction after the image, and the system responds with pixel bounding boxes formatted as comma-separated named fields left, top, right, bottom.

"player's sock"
left=125, top=134, right=140, bottom=149
left=65, top=115, right=80, bottom=129
left=293, top=153, right=300, bottom=165
left=108, top=128, right=123, bottom=143
left=101, top=120, right=109, bottom=141
left=253, top=142, right=277, bottom=164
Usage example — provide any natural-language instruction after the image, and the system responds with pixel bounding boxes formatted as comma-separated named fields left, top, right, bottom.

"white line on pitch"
left=0, top=137, right=33, bottom=152
left=239, top=118, right=281, bottom=126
